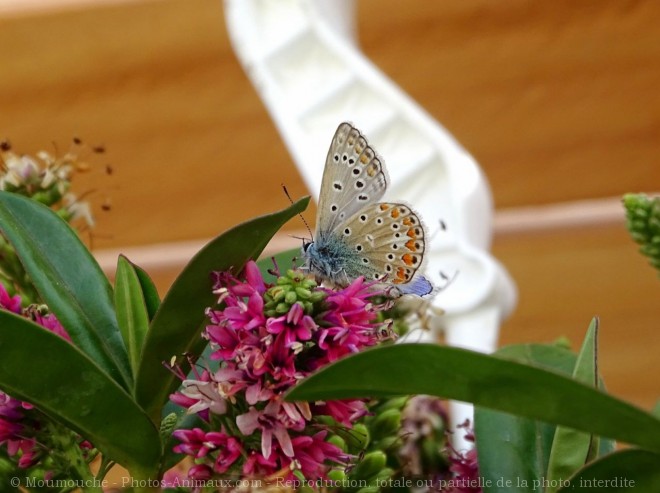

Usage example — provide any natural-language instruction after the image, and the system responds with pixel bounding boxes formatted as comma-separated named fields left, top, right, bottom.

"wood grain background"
left=1, top=0, right=658, bottom=410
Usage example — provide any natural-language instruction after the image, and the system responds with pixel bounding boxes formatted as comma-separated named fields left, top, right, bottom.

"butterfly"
left=302, top=122, right=434, bottom=297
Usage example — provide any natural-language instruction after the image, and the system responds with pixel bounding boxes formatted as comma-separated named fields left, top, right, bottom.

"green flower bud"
left=373, top=436, right=399, bottom=452
left=370, top=408, right=401, bottom=440
left=377, top=396, right=408, bottom=412
left=276, top=276, right=292, bottom=286
left=374, top=467, right=395, bottom=482
left=295, top=286, right=312, bottom=299
left=159, top=413, right=179, bottom=440
left=302, top=278, right=317, bottom=289
left=269, top=286, right=288, bottom=302
left=327, top=468, right=346, bottom=483
left=624, top=193, right=660, bottom=276
left=285, top=290, right=298, bottom=304
left=276, top=302, right=290, bottom=314
left=310, top=290, right=326, bottom=303
left=349, top=451, right=387, bottom=480
left=327, top=435, right=346, bottom=452
left=339, top=423, right=369, bottom=451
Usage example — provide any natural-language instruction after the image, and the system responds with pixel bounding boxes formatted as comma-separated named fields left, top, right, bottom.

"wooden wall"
left=1, top=0, right=658, bottom=410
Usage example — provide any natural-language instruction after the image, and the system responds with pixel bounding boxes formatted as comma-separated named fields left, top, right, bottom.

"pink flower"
left=176, top=379, right=227, bottom=416
left=0, top=284, right=79, bottom=471
left=213, top=435, right=242, bottom=474
left=236, top=401, right=296, bottom=459
left=446, top=424, right=481, bottom=493
left=173, top=428, right=242, bottom=474
left=172, top=428, right=220, bottom=458
left=243, top=450, right=279, bottom=477
left=290, top=431, right=346, bottom=479
left=171, top=262, right=389, bottom=481
left=266, top=303, right=316, bottom=348
left=188, top=464, right=213, bottom=481
left=312, top=399, right=368, bottom=427
left=0, top=284, right=21, bottom=313
left=32, top=312, right=71, bottom=342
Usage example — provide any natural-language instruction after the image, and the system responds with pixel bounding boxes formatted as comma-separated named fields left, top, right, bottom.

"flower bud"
left=327, top=434, right=346, bottom=452
left=349, top=450, right=386, bottom=480
left=159, top=412, right=178, bottom=440
left=327, top=468, right=346, bottom=483
left=338, top=423, right=369, bottom=451
left=276, top=276, right=292, bottom=286
left=370, top=408, right=401, bottom=440
left=310, top=290, right=326, bottom=303
left=276, top=302, right=290, bottom=314
left=285, top=290, right=298, bottom=304
left=302, top=278, right=317, bottom=289
left=295, top=287, right=312, bottom=299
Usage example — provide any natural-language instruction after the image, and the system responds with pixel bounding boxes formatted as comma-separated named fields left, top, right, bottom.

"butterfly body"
left=303, top=122, right=434, bottom=297
left=304, top=230, right=378, bottom=287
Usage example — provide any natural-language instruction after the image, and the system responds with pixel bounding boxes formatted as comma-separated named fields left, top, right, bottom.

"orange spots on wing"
left=390, top=208, right=400, bottom=219
left=402, top=217, right=412, bottom=226
left=367, top=163, right=378, bottom=177
left=405, top=239, right=417, bottom=251
left=402, top=254, right=414, bottom=266
left=406, top=228, right=417, bottom=238
left=394, top=267, right=406, bottom=284
left=360, top=154, right=369, bottom=164
left=380, top=204, right=390, bottom=211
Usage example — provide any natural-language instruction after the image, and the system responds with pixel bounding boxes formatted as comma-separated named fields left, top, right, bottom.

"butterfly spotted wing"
left=308, top=122, right=434, bottom=296
left=316, top=122, right=388, bottom=237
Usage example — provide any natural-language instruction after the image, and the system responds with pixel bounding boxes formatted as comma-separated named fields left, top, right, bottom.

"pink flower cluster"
left=171, top=261, right=391, bottom=481
left=0, top=283, right=70, bottom=468
left=445, top=424, right=481, bottom=493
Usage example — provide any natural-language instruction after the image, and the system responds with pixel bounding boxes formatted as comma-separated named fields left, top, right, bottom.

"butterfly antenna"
left=281, top=184, right=313, bottom=241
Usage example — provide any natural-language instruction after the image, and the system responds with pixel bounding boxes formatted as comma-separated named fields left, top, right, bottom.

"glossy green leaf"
left=0, top=311, right=160, bottom=476
left=0, top=192, right=131, bottom=389
left=558, top=449, right=660, bottom=492
left=475, top=343, right=577, bottom=493
left=134, top=197, right=310, bottom=421
left=286, top=343, right=660, bottom=453
left=546, top=319, right=598, bottom=492
left=133, top=261, right=161, bottom=321
left=114, top=256, right=151, bottom=375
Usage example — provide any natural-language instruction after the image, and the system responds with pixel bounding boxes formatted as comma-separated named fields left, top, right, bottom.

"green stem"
left=44, top=421, right=103, bottom=493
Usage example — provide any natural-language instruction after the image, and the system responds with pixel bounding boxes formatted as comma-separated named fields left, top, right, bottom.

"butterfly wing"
left=316, top=122, right=389, bottom=238
left=340, top=202, right=432, bottom=295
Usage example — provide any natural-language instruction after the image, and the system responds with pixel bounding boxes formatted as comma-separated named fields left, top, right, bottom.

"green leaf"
left=133, top=262, right=161, bottom=321
left=0, top=192, right=131, bottom=389
left=286, top=343, right=660, bottom=453
left=652, top=400, right=660, bottom=419
left=114, top=256, right=151, bottom=375
left=558, top=449, right=660, bottom=492
left=475, top=343, right=577, bottom=493
left=546, top=320, right=599, bottom=492
left=0, top=311, right=161, bottom=476
left=134, top=197, right=310, bottom=421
